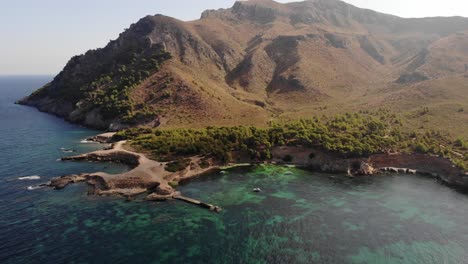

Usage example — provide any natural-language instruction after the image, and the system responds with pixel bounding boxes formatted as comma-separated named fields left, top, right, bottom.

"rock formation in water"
left=49, top=139, right=220, bottom=199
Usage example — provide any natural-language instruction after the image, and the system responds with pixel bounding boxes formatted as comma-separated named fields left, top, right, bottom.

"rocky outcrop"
left=49, top=174, right=88, bottom=190
left=51, top=142, right=169, bottom=196
left=230, top=0, right=282, bottom=24
left=271, top=146, right=467, bottom=188
left=155, top=185, right=174, bottom=195
left=369, top=153, right=466, bottom=187
left=36, top=133, right=466, bottom=212
left=272, top=146, right=362, bottom=174
left=46, top=139, right=222, bottom=212
left=62, top=151, right=140, bottom=167
left=84, top=132, right=117, bottom=144
left=358, top=162, right=376, bottom=175
left=379, top=167, right=417, bottom=174
left=395, top=72, right=429, bottom=84
left=43, top=137, right=468, bottom=198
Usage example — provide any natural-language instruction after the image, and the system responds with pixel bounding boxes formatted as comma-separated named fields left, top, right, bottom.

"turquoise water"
left=2, top=77, right=468, bottom=263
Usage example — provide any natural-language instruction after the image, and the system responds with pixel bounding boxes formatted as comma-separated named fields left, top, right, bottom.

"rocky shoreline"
left=271, top=146, right=468, bottom=189
left=45, top=133, right=222, bottom=211
left=38, top=133, right=468, bottom=210
left=83, top=132, right=117, bottom=143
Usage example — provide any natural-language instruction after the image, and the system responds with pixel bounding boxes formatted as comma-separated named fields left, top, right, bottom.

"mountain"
left=18, top=0, right=468, bottom=136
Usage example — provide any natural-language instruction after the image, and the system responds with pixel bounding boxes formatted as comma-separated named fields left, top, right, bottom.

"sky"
left=1, top=0, right=468, bottom=75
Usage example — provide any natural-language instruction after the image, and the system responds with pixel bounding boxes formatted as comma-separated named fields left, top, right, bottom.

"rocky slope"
left=18, top=0, right=468, bottom=135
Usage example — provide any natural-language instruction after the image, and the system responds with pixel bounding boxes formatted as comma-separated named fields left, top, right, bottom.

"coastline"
left=271, top=146, right=468, bottom=189
left=47, top=133, right=223, bottom=211
left=41, top=133, right=468, bottom=209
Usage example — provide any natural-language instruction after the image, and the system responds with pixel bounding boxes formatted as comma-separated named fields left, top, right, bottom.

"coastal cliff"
left=44, top=133, right=467, bottom=204
left=271, top=146, right=467, bottom=188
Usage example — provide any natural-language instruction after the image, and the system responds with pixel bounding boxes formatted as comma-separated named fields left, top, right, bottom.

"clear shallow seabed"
left=1, top=76, right=468, bottom=264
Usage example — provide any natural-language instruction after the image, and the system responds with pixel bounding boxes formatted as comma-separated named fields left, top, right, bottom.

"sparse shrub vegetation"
left=199, top=158, right=210, bottom=169
left=168, top=181, right=179, bottom=188
left=165, top=159, right=191, bottom=172
left=455, top=138, right=468, bottom=150
left=419, top=107, right=430, bottom=116
left=114, top=111, right=468, bottom=170
left=31, top=42, right=172, bottom=124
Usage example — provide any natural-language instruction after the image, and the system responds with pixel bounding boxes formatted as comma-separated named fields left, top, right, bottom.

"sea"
left=1, top=76, right=468, bottom=264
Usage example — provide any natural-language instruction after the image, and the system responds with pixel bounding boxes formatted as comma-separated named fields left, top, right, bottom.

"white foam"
left=27, top=185, right=43, bottom=191
left=18, top=176, right=41, bottom=180
left=80, top=139, right=96, bottom=144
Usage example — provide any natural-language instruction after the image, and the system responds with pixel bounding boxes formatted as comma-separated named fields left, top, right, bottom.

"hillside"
left=18, top=0, right=468, bottom=137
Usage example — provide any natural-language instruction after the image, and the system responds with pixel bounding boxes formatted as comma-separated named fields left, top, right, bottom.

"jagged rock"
left=62, top=151, right=140, bottom=167
left=49, top=174, right=88, bottom=190
left=397, top=168, right=407, bottom=173
left=358, top=162, right=375, bottom=175
left=155, top=185, right=175, bottom=195
left=85, top=132, right=117, bottom=143
left=325, top=33, right=347, bottom=49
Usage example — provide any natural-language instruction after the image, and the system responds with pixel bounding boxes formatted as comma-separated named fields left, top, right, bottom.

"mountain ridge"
left=18, top=0, right=468, bottom=136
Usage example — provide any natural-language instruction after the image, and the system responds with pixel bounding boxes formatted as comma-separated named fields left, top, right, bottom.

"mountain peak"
left=20, top=1, right=468, bottom=132
left=235, top=0, right=278, bottom=5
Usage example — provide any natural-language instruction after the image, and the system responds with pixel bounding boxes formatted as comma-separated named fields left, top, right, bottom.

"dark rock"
left=358, top=35, right=385, bottom=64
left=395, top=72, right=429, bottom=84
left=324, top=33, right=347, bottom=49
left=357, top=162, right=375, bottom=175
left=49, top=174, right=87, bottom=190
left=155, top=185, right=175, bottom=195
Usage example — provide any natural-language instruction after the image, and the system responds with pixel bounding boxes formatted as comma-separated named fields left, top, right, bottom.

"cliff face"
left=19, top=0, right=468, bottom=131
left=272, top=146, right=467, bottom=187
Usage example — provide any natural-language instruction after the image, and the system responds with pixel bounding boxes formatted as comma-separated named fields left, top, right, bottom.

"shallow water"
left=1, top=77, right=468, bottom=264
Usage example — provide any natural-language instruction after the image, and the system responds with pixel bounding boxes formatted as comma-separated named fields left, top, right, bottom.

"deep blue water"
left=2, top=76, right=468, bottom=264
left=0, top=76, right=129, bottom=262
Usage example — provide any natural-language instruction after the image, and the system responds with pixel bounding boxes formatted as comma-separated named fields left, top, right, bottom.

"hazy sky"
left=1, top=0, right=467, bottom=75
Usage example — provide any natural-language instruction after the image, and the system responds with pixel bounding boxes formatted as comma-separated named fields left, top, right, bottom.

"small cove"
left=1, top=77, right=468, bottom=264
